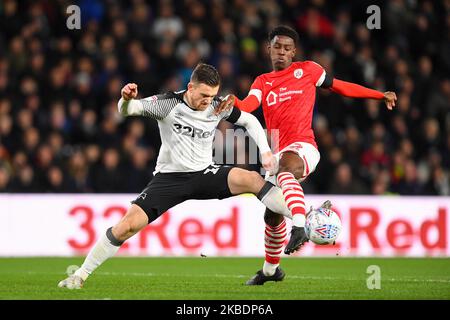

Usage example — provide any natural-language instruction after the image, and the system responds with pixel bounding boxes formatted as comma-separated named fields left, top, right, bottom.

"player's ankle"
left=74, top=267, right=90, bottom=281
left=263, top=261, right=279, bottom=276
left=292, top=214, right=305, bottom=228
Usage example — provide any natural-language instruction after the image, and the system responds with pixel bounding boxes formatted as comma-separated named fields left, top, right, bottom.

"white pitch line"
left=94, top=272, right=450, bottom=284
left=24, top=271, right=450, bottom=284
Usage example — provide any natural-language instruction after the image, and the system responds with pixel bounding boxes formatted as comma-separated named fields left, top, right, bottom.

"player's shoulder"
left=162, top=90, right=185, bottom=102
left=141, top=91, right=183, bottom=103
left=300, top=60, right=324, bottom=71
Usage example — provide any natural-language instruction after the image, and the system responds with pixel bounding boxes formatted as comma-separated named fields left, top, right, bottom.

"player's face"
left=269, top=35, right=296, bottom=71
left=187, top=82, right=219, bottom=111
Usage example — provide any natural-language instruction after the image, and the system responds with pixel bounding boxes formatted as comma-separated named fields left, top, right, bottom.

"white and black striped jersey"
left=119, top=91, right=242, bottom=174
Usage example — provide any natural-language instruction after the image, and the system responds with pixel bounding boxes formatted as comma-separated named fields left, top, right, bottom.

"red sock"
left=265, top=219, right=287, bottom=264
left=277, top=172, right=306, bottom=216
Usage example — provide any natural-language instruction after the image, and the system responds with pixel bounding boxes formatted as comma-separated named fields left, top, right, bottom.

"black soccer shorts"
left=131, top=164, right=233, bottom=223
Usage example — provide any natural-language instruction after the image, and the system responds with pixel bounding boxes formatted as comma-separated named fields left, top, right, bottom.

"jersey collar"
left=269, top=61, right=298, bottom=77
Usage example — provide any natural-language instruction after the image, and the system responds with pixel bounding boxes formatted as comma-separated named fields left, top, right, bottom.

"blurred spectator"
left=372, top=169, right=392, bottom=195
left=424, top=166, right=450, bottom=196
left=90, top=148, right=125, bottom=193
left=328, top=163, right=369, bottom=194
left=395, top=160, right=423, bottom=195
left=126, top=146, right=153, bottom=192
left=68, top=150, right=90, bottom=192
left=10, top=165, right=38, bottom=192
left=45, top=166, right=75, bottom=193
left=152, top=2, right=183, bottom=43
left=0, top=166, right=11, bottom=192
left=361, top=140, right=390, bottom=181
left=176, top=24, right=211, bottom=61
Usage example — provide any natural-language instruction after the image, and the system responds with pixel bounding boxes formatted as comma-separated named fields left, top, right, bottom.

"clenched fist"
left=121, top=83, right=138, bottom=101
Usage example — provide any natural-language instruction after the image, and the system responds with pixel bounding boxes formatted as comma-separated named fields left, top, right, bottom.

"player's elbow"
left=237, top=112, right=256, bottom=128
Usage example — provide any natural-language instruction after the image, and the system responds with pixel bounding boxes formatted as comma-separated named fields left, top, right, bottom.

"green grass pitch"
left=0, top=257, right=449, bottom=300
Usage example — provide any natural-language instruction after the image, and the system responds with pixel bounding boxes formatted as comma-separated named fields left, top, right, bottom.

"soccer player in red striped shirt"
left=217, top=25, right=396, bottom=285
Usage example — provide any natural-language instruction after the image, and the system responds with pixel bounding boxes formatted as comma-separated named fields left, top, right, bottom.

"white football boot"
left=58, top=275, right=84, bottom=289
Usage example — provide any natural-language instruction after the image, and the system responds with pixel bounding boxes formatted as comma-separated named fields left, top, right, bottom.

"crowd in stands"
left=0, top=0, right=449, bottom=195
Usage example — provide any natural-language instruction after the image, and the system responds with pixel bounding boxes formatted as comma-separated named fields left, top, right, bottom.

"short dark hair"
left=190, top=63, right=221, bottom=87
left=269, top=25, right=299, bottom=45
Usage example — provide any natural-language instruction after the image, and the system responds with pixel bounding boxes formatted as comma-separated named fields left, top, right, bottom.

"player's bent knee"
left=229, top=168, right=264, bottom=194
left=264, top=209, right=284, bottom=226
left=278, top=163, right=304, bottom=180
left=248, top=170, right=263, bottom=183
left=244, top=171, right=264, bottom=192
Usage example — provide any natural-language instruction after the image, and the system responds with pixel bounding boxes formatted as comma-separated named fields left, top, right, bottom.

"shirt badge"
left=294, top=68, right=303, bottom=79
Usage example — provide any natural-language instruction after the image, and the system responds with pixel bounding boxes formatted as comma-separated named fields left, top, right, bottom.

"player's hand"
left=261, top=151, right=278, bottom=175
left=121, top=83, right=138, bottom=101
left=384, top=91, right=397, bottom=110
left=214, top=94, right=235, bottom=115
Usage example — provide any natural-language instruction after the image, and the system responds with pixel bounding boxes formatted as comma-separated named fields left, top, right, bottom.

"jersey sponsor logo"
left=278, top=89, right=303, bottom=102
left=172, top=123, right=215, bottom=139
left=294, top=68, right=303, bottom=79
left=266, top=91, right=278, bottom=106
left=265, top=81, right=274, bottom=86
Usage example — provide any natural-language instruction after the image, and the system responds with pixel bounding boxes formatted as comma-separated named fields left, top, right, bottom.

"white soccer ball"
left=305, top=207, right=342, bottom=245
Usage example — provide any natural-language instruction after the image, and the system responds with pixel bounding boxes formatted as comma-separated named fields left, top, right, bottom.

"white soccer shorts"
left=265, top=141, right=321, bottom=184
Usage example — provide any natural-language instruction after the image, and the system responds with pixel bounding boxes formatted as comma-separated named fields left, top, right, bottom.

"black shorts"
left=131, top=164, right=233, bottom=223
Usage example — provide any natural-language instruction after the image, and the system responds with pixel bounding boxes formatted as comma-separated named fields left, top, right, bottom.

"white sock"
left=277, top=172, right=307, bottom=223
left=292, top=214, right=306, bottom=228
left=74, top=228, right=121, bottom=281
left=263, top=261, right=279, bottom=276
left=258, top=184, right=292, bottom=219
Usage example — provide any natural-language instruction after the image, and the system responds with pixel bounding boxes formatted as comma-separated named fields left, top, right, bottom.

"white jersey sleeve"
left=118, top=92, right=179, bottom=120
left=234, top=111, right=271, bottom=154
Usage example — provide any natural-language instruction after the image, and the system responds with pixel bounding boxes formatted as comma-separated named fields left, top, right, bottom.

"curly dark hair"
left=269, top=25, right=299, bottom=45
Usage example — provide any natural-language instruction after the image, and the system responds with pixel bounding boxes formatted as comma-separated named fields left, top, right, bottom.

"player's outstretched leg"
left=58, top=204, right=148, bottom=289
left=276, top=152, right=309, bottom=255
left=246, top=209, right=287, bottom=285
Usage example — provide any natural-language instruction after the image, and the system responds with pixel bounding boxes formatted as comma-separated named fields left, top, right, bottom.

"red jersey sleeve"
left=304, top=61, right=327, bottom=87
left=233, top=76, right=263, bottom=113
left=248, top=76, right=264, bottom=104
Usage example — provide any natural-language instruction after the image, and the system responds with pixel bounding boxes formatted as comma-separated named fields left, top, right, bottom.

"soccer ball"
left=305, top=207, right=342, bottom=245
